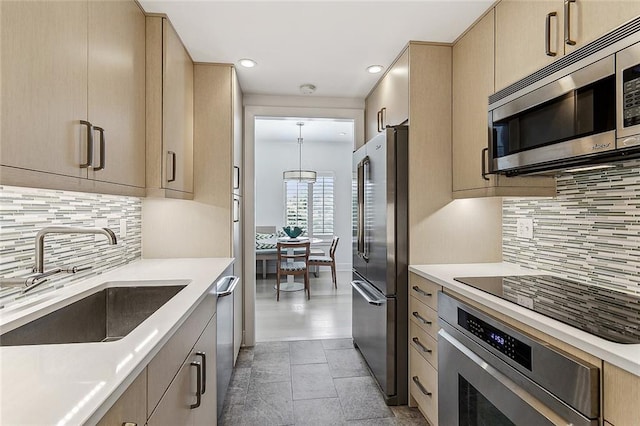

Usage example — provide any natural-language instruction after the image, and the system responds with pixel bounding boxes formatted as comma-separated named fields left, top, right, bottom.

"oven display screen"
left=458, top=309, right=532, bottom=370
left=490, top=332, right=506, bottom=347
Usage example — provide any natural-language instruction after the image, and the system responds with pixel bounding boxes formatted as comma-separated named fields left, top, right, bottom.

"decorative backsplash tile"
left=503, top=159, right=640, bottom=293
left=0, top=186, right=142, bottom=307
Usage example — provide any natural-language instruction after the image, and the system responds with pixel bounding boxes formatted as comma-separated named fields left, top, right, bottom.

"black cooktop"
left=453, top=275, right=640, bottom=344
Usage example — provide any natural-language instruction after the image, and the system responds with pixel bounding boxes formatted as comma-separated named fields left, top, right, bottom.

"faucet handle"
left=64, top=265, right=92, bottom=274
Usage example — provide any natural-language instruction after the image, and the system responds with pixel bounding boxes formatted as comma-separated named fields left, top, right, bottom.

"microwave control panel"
left=623, top=64, right=640, bottom=127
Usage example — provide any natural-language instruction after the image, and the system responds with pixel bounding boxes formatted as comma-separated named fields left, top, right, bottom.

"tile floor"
left=255, top=270, right=353, bottom=342
left=220, top=339, right=429, bottom=426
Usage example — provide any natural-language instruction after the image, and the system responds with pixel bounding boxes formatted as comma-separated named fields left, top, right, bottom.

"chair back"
left=329, top=236, right=339, bottom=259
left=277, top=240, right=311, bottom=265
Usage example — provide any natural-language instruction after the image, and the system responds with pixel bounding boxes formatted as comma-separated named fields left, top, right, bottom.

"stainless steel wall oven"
left=438, top=293, right=599, bottom=426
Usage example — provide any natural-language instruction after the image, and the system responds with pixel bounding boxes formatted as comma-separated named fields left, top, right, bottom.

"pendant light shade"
left=283, top=122, right=316, bottom=183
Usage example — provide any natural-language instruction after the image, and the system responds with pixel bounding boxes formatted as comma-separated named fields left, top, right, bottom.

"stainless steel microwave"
left=488, top=20, right=640, bottom=176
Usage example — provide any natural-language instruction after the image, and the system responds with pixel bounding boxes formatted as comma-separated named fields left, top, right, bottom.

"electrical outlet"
left=516, top=218, right=534, bottom=239
left=120, top=219, right=127, bottom=238
left=95, top=218, right=109, bottom=242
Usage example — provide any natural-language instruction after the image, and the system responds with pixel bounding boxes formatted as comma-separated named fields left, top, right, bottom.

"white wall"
left=255, top=132, right=353, bottom=270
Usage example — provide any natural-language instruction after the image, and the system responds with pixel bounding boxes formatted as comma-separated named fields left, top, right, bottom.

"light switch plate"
left=516, top=218, right=534, bottom=239
left=119, top=219, right=127, bottom=238
left=95, top=218, right=109, bottom=242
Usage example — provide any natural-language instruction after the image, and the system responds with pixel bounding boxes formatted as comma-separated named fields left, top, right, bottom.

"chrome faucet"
left=1, top=226, right=117, bottom=294
left=34, top=226, right=117, bottom=273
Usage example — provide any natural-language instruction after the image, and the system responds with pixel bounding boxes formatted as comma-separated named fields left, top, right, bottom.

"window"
left=284, top=172, right=334, bottom=236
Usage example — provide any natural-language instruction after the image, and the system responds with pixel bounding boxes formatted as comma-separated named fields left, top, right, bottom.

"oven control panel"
left=458, top=309, right=532, bottom=370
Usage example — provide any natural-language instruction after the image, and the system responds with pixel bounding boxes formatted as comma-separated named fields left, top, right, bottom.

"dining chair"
left=308, top=236, right=339, bottom=288
left=276, top=240, right=311, bottom=301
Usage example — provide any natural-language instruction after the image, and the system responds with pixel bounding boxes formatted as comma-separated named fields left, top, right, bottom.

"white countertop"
left=409, top=262, right=640, bottom=377
left=0, top=258, right=233, bottom=426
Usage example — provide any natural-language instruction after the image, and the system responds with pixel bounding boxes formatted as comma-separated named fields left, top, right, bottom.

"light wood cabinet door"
left=193, top=315, right=217, bottom=426
left=87, top=0, right=145, bottom=188
left=0, top=0, right=88, bottom=179
left=604, top=362, right=640, bottom=426
left=163, top=20, right=194, bottom=194
left=233, top=68, right=243, bottom=196
left=495, top=0, right=564, bottom=91
left=453, top=9, right=556, bottom=198
left=96, top=369, right=147, bottom=426
left=364, top=48, right=409, bottom=143
left=565, top=0, right=640, bottom=54
left=147, top=357, right=196, bottom=426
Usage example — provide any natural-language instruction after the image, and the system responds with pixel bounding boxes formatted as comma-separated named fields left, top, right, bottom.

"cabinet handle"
left=80, top=120, right=93, bottom=168
left=545, top=11, right=558, bottom=56
left=190, top=361, right=202, bottom=409
left=377, top=110, right=382, bottom=132
left=412, top=311, right=432, bottom=325
left=167, top=151, right=176, bottom=183
left=122, top=423, right=137, bottom=426
left=412, top=337, right=433, bottom=354
left=92, top=126, right=105, bottom=171
left=380, top=107, right=386, bottom=130
left=564, top=0, right=576, bottom=46
left=481, top=147, right=491, bottom=181
left=233, top=165, right=240, bottom=190
left=196, top=351, right=207, bottom=394
left=412, top=286, right=432, bottom=297
left=233, top=198, right=240, bottom=223
left=412, top=376, right=432, bottom=397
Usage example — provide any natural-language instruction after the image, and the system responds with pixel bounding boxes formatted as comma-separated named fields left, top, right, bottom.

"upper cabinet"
left=364, top=49, right=409, bottom=144
left=146, top=17, right=194, bottom=199
left=495, top=0, right=640, bottom=91
left=0, top=0, right=146, bottom=196
left=452, top=9, right=556, bottom=198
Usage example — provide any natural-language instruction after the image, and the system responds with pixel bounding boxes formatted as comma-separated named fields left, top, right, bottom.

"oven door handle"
left=438, top=328, right=596, bottom=426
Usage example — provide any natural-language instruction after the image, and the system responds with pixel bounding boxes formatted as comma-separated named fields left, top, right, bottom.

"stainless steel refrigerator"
left=352, top=125, right=408, bottom=405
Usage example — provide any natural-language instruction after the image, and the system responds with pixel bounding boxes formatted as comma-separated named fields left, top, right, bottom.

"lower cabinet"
left=97, top=289, right=218, bottom=425
left=603, top=362, right=640, bottom=426
left=149, top=315, right=217, bottom=426
left=409, top=273, right=442, bottom=426
left=96, top=370, right=147, bottom=426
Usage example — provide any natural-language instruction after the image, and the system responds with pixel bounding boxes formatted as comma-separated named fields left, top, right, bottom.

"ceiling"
left=255, top=117, right=355, bottom=145
left=138, top=0, right=494, bottom=98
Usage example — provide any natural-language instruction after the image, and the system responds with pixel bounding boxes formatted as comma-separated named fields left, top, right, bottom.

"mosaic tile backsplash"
left=503, top=159, right=640, bottom=293
left=0, top=186, right=142, bottom=306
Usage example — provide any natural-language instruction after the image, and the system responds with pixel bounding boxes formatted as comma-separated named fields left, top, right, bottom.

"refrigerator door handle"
left=361, top=156, right=370, bottom=262
left=356, top=158, right=365, bottom=258
left=351, top=280, right=386, bottom=306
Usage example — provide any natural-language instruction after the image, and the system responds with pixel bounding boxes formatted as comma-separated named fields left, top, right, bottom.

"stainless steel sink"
left=0, top=282, right=187, bottom=346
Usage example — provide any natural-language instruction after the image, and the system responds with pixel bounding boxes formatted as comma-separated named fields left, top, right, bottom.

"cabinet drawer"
left=410, top=347, right=438, bottom=426
left=410, top=297, right=439, bottom=339
left=410, top=321, right=438, bottom=370
left=148, top=355, right=197, bottom=426
left=409, top=273, right=440, bottom=311
left=148, top=292, right=216, bottom=415
left=96, top=369, right=147, bottom=426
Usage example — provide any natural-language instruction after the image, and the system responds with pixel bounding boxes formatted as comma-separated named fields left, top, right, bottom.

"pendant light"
left=283, top=122, right=316, bottom=183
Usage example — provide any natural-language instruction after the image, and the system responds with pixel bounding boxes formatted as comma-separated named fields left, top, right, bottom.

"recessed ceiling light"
left=339, top=132, right=347, bottom=136
left=300, top=84, right=316, bottom=95
left=239, top=58, right=257, bottom=68
left=367, top=65, right=384, bottom=74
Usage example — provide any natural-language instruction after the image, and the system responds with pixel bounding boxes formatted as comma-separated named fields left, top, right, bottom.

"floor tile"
left=254, top=341, right=291, bottom=355
left=293, top=398, right=347, bottom=425
left=390, top=406, right=431, bottom=425
left=321, top=338, right=354, bottom=350
left=224, top=367, right=251, bottom=406
left=242, top=380, right=295, bottom=425
left=235, top=347, right=254, bottom=368
left=334, top=376, right=394, bottom=421
left=291, top=363, right=337, bottom=400
left=326, top=348, right=370, bottom=378
left=251, top=354, right=291, bottom=384
left=290, top=340, right=327, bottom=365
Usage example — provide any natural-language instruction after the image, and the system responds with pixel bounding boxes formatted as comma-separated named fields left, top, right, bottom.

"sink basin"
left=0, top=282, right=187, bottom=346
